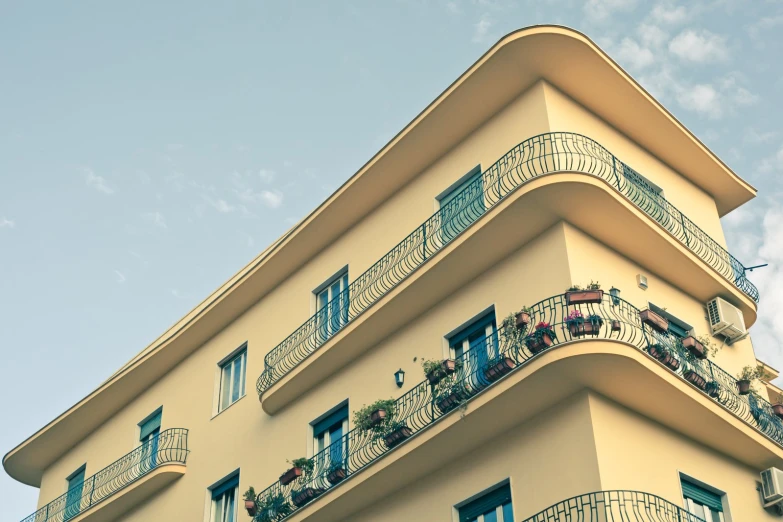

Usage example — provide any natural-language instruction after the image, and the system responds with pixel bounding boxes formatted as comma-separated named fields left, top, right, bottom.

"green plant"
left=287, top=458, right=314, bottom=477
left=327, top=459, right=345, bottom=473
left=254, top=492, right=292, bottom=522
left=697, top=334, right=720, bottom=358
left=500, top=313, right=525, bottom=352
left=421, top=359, right=443, bottom=376
left=244, top=486, right=256, bottom=502
left=586, top=280, right=601, bottom=290
left=353, top=399, right=397, bottom=434
left=519, top=305, right=533, bottom=314
left=566, top=284, right=582, bottom=292
left=435, top=374, right=467, bottom=402
left=737, top=365, right=763, bottom=382
left=528, top=321, right=557, bottom=344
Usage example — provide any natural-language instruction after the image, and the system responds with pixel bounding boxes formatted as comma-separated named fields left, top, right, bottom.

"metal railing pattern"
left=249, top=293, right=778, bottom=521
left=20, top=429, right=189, bottom=522
left=256, top=132, right=758, bottom=397
left=521, top=490, right=705, bottom=522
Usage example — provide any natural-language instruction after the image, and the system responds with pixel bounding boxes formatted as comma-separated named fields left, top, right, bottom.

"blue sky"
left=1, top=0, right=782, bottom=518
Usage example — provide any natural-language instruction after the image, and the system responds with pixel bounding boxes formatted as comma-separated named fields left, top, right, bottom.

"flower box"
left=567, top=318, right=603, bottom=337
left=737, top=379, right=751, bottom=395
left=772, top=404, right=783, bottom=420
left=682, top=336, right=706, bottom=360
left=515, top=311, right=532, bottom=329
left=483, top=357, right=516, bottom=383
left=245, top=500, right=257, bottom=516
left=706, top=381, right=720, bottom=399
left=639, top=309, right=669, bottom=333
left=610, top=320, right=621, bottom=332
left=436, top=392, right=464, bottom=413
left=684, top=369, right=707, bottom=391
left=526, top=333, right=553, bottom=354
left=648, top=344, right=680, bottom=371
left=426, top=359, right=457, bottom=385
left=327, top=467, right=347, bottom=485
left=291, top=487, right=325, bottom=508
left=566, top=290, right=603, bottom=305
left=369, top=408, right=387, bottom=425
left=383, top=426, right=412, bottom=448
left=279, top=466, right=303, bottom=486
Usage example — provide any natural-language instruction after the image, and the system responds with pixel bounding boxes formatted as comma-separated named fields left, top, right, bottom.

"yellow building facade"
left=5, top=26, right=783, bottom=522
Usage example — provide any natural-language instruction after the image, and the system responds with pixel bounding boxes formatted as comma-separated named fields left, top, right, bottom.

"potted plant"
left=705, top=380, right=721, bottom=399
left=526, top=321, right=557, bottom=354
left=255, top=492, right=292, bottom=522
left=610, top=320, right=621, bottom=332
left=354, top=399, right=397, bottom=435
left=565, top=310, right=603, bottom=337
left=422, top=358, right=459, bottom=385
left=565, top=281, right=603, bottom=305
left=483, top=353, right=516, bottom=383
left=326, top=460, right=347, bottom=485
left=500, top=313, right=525, bottom=357
left=682, top=334, right=718, bottom=360
left=683, top=368, right=708, bottom=391
left=435, top=374, right=469, bottom=413
left=291, top=484, right=325, bottom=508
left=515, top=306, right=533, bottom=329
left=736, top=365, right=762, bottom=396
left=382, top=419, right=413, bottom=449
left=244, top=487, right=257, bottom=516
left=772, top=403, right=783, bottom=420
left=280, top=458, right=312, bottom=486
left=639, top=309, right=668, bottom=333
left=647, top=343, right=680, bottom=371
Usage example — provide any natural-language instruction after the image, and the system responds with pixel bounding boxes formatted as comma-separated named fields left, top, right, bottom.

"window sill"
left=211, top=394, right=246, bottom=420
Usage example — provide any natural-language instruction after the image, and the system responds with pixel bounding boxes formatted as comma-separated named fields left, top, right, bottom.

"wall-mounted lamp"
left=609, top=287, right=621, bottom=306
left=394, top=368, right=405, bottom=388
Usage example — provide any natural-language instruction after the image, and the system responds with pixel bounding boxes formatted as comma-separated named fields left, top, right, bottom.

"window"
left=139, top=409, right=162, bottom=471
left=449, top=310, right=497, bottom=387
left=648, top=303, right=692, bottom=339
left=64, top=466, right=86, bottom=520
left=682, top=479, right=725, bottom=522
left=315, top=270, right=349, bottom=343
left=438, top=166, right=485, bottom=244
left=312, top=404, right=349, bottom=470
left=219, top=347, right=247, bottom=412
left=459, top=484, right=514, bottom=522
left=210, top=474, right=239, bottom=522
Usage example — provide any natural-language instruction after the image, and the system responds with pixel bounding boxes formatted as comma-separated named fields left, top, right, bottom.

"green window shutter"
left=668, top=322, right=689, bottom=338
left=211, top=474, right=239, bottom=500
left=139, top=410, right=162, bottom=440
left=459, top=484, right=512, bottom=522
left=449, top=311, right=496, bottom=348
left=313, top=405, right=349, bottom=436
left=682, top=480, right=723, bottom=512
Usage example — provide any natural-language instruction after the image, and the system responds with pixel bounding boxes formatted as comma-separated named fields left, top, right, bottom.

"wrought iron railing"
left=249, top=293, right=779, bottom=520
left=20, top=428, right=189, bottom=522
left=257, top=132, right=758, bottom=397
left=521, top=490, right=705, bottom=522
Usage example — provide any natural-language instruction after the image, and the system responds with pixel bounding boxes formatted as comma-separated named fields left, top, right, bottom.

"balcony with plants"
left=244, top=289, right=779, bottom=521
left=20, top=428, right=189, bottom=522
left=256, top=132, right=759, bottom=405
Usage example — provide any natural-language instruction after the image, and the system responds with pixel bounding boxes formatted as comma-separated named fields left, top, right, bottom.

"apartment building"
left=5, top=25, right=783, bottom=522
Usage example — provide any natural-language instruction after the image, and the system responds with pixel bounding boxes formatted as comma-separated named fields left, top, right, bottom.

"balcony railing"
left=249, top=293, right=780, bottom=520
left=21, top=428, right=189, bottom=522
left=521, top=490, right=705, bottom=522
left=257, top=132, right=758, bottom=397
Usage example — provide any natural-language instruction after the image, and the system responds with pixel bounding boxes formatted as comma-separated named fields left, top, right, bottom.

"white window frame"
left=210, top=487, right=237, bottom=522
left=679, top=473, right=729, bottom=522
left=215, top=344, right=247, bottom=415
left=205, top=470, right=240, bottom=522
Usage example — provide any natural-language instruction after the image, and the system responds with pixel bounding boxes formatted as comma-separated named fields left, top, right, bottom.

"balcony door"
left=449, top=311, right=497, bottom=389
left=438, top=166, right=485, bottom=245
left=316, top=271, right=349, bottom=344
left=64, top=466, right=86, bottom=520
left=139, top=410, right=161, bottom=473
left=313, top=404, right=349, bottom=480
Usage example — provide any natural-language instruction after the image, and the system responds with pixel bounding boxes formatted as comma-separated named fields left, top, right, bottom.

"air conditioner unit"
left=762, top=468, right=783, bottom=507
left=706, top=297, right=747, bottom=344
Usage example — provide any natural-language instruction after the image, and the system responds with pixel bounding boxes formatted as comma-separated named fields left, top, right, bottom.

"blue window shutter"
left=313, top=405, right=349, bottom=436
left=212, top=474, right=239, bottom=500
left=139, top=410, right=162, bottom=440
left=682, top=480, right=723, bottom=512
left=459, top=484, right=512, bottom=522
left=449, top=311, right=496, bottom=348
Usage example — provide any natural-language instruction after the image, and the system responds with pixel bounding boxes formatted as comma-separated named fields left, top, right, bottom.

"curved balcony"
left=20, top=428, right=188, bottom=522
left=248, top=293, right=778, bottom=521
left=521, top=490, right=704, bottom=522
left=256, top=132, right=758, bottom=398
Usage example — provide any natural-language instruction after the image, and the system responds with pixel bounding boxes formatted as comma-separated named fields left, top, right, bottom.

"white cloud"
left=759, top=145, right=783, bottom=173
left=747, top=15, right=783, bottom=39
left=83, top=168, right=115, bottom=195
left=234, top=188, right=284, bottom=209
left=0, top=217, right=14, bottom=229
left=614, top=37, right=656, bottom=70
left=676, top=83, right=722, bottom=118
left=114, top=270, right=126, bottom=283
left=446, top=1, right=461, bottom=15
left=584, top=0, right=637, bottom=22
left=650, top=4, right=688, bottom=25
left=472, top=15, right=493, bottom=43
left=669, top=29, right=729, bottom=63
left=258, top=169, right=276, bottom=183
left=141, top=211, right=168, bottom=229
left=638, top=23, right=669, bottom=48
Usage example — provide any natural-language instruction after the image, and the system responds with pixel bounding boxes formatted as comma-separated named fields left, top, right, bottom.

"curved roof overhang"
left=4, top=25, right=756, bottom=486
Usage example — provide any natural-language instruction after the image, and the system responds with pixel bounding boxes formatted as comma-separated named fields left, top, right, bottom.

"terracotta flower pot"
left=772, top=403, right=783, bottom=420
left=648, top=344, right=680, bottom=371
left=383, top=426, right=412, bottom=448
left=684, top=369, right=707, bottom=391
left=737, top=379, right=751, bottom=395
left=369, top=408, right=387, bottom=425
left=706, top=381, right=720, bottom=399
left=327, top=467, right=347, bottom=485
left=682, top=336, right=707, bottom=360
left=611, top=320, right=621, bottom=332
left=436, top=391, right=464, bottom=413
left=639, top=309, right=669, bottom=333
left=565, top=290, right=603, bottom=305
left=245, top=500, right=257, bottom=516
left=483, top=357, right=516, bottom=383
left=291, top=487, right=325, bottom=508
left=567, top=319, right=602, bottom=337
left=515, top=311, right=531, bottom=329
left=279, top=466, right=302, bottom=486
left=526, top=333, right=553, bottom=354
left=426, top=359, right=457, bottom=385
